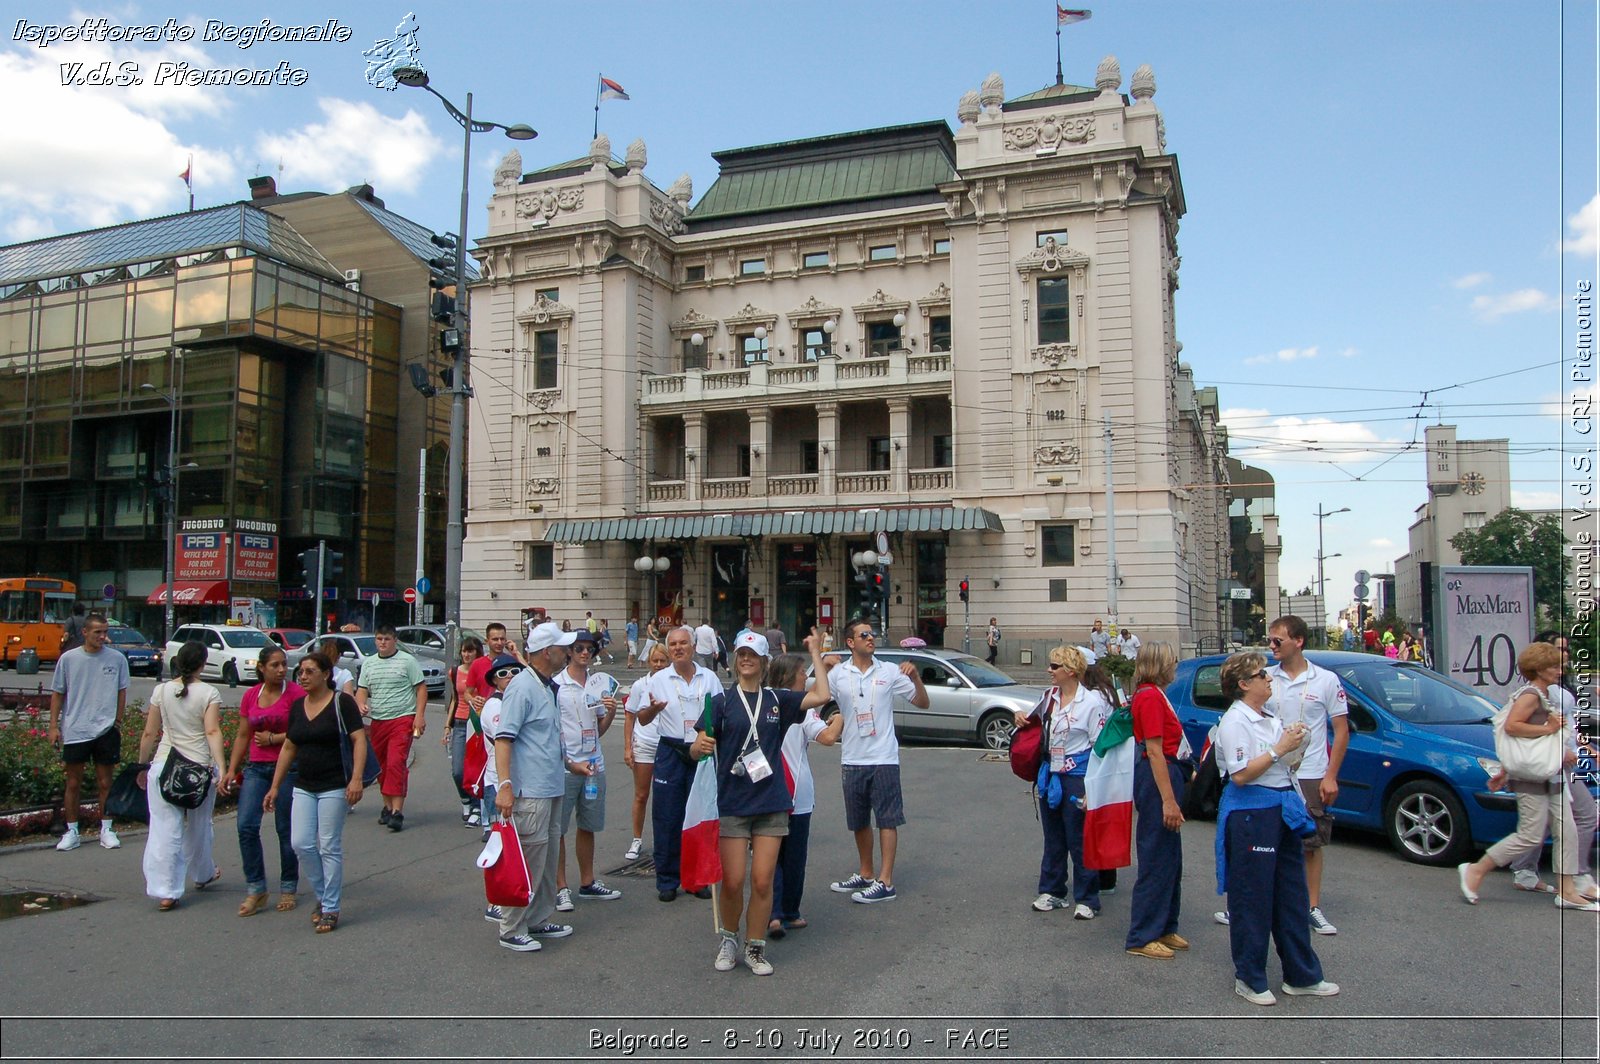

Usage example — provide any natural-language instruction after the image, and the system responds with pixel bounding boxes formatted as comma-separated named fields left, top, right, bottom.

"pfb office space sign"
left=1434, top=565, right=1535, bottom=704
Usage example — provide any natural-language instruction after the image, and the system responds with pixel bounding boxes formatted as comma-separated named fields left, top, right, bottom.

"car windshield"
left=107, top=629, right=148, bottom=646
left=947, top=657, right=1023, bottom=689
left=276, top=630, right=313, bottom=646
left=219, top=630, right=269, bottom=649
left=1333, top=660, right=1498, bottom=725
left=349, top=636, right=378, bottom=656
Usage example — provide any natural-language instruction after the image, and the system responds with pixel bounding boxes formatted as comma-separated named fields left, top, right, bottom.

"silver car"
left=285, top=634, right=446, bottom=698
left=393, top=625, right=486, bottom=665
left=817, top=648, right=1046, bottom=751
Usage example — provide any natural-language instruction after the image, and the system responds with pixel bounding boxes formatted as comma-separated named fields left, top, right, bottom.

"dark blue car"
left=107, top=625, right=163, bottom=677
left=1166, top=651, right=1520, bottom=866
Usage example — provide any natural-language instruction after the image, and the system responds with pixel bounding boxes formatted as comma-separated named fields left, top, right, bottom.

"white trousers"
left=142, top=776, right=217, bottom=901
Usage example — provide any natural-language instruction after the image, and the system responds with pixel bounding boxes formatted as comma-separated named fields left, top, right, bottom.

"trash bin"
left=16, top=648, right=40, bottom=674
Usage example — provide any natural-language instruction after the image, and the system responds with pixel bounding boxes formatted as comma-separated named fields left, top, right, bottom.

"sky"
left=2, top=0, right=1595, bottom=619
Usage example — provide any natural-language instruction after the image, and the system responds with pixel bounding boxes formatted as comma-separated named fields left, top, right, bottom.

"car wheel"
left=223, top=662, right=239, bottom=688
left=1385, top=778, right=1470, bottom=866
left=979, top=710, right=1016, bottom=752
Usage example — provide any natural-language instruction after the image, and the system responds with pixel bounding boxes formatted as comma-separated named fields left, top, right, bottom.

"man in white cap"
left=491, top=623, right=592, bottom=952
left=637, top=625, right=722, bottom=901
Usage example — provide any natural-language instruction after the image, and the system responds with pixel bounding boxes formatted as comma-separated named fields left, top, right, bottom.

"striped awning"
left=544, top=506, right=1002, bottom=544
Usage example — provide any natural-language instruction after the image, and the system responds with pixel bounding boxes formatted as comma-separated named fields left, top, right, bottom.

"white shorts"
left=627, top=639, right=639, bottom=657
left=632, top=730, right=658, bottom=764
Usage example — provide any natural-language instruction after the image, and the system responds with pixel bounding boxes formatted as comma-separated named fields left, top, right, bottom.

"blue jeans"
left=651, top=743, right=692, bottom=892
left=772, top=811, right=812, bottom=921
left=291, top=787, right=349, bottom=914
left=238, top=762, right=297, bottom=895
left=448, top=721, right=474, bottom=803
left=1038, top=774, right=1099, bottom=908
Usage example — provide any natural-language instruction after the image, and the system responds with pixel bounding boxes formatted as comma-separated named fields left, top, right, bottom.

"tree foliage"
left=1448, top=508, right=1568, bottom=616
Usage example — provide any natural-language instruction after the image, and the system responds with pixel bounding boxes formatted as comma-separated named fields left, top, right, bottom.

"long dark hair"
left=173, top=640, right=207, bottom=698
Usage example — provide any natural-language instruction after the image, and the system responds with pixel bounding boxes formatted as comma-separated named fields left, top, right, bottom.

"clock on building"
left=1460, top=471, right=1486, bottom=496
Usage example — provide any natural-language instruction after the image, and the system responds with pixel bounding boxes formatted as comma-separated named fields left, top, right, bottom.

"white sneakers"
left=99, top=827, right=121, bottom=850
left=1235, top=980, right=1275, bottom=1006
left=1073, top=903, right=1096, bottom=920
left=1282, top=980, right=1341, bottom=997
left=57, top=826, right=120, bottom=851
left=1032, top=892, right=1067, bottom=911
left=625, top=837, right=643, bottom=860
left=555, top=888, right=574, bottom=912
left=56, top=831, right=81, bottom=851
left=714, top=935, right=739, bottom=972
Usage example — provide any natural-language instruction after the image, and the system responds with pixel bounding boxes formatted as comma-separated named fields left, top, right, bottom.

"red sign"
left=750, top=599, right=765, bottom=627
left=403, top=587, right=417, bottom=604
left=232, top=533, right=278, bottom=583
left=818, top=597, right=834, bottom=624
left=176, top=533, right=228, bottom=581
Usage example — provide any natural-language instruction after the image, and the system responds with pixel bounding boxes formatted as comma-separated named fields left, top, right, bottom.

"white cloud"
left=1565, top=194, right=1599, bottom=256
left=1337, top=347, right=1357, bottom=359
left=0, top=38, right=238, bottom=238
left=1369, top=537, right=1394, bottom=549
left=255, top=98, right=444, bottom=195
left=1219, top=407, right=1390, bottom=463
left=1470, top=288, right=1559, bottom=320
left=1536, top=392, right=1564, bottom=421
left=1243, top=345, right=1319, bottom=367
left=1452, top=272, right=1491, bottom=289
left=1512, top=490, right=1562, bottom=510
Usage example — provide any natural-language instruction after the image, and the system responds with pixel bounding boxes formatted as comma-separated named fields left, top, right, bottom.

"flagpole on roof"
left=594, top=73, right=601, bottom=140
left=1055, top=6, right=1064, bottom=85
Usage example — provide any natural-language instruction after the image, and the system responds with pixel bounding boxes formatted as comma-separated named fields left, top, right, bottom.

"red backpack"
left=1009, top=715, right=1044, bottom=781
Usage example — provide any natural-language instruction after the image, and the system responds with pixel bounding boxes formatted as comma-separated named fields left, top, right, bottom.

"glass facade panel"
left=0, top=308, right=29, bottom=359
left=80, top=351, right=122, bottom=410
left=39, top=297, right=77, bottom=350
left=174, top=272, right=229, bottom=330
left=133, top=284, right=174, bottom=338
left=84, top=294, right=127, bottom=344
left=323, top=353, right=366, bottom=417
left=186, top=406, right=233, bottom=457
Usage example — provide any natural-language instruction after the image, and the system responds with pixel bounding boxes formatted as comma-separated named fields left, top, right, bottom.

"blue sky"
left=3, top=0, right=1594, bottom=617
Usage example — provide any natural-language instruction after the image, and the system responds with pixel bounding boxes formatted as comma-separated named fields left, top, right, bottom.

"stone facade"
left=461, top=64, right=1234, bottom=653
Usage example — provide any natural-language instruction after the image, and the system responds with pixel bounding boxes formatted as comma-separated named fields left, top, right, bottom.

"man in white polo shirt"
left=1266, top=614, right=1349, bottom=937
left=826, top=618, right=929, bottom=903
left=637, top=626, right=722, bottom=901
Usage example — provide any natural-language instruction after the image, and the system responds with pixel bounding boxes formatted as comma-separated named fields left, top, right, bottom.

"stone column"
left=817, top=401, right=838, bottom=496
left=685, top=410, right=705, bottom=502
left=749, top=407, right=770, bottom=496
left=889, top=397, right=910, bottom=494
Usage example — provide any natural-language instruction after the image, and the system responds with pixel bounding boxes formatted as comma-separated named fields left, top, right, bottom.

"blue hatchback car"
left=1166, top=651, right=1521, bottom=866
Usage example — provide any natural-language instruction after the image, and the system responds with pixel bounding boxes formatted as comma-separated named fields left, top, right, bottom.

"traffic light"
left=958, top=579, right=970, bottom=603
left=325, top=550, right=345, bottom=586
left=429, top=290, right=456, bottom=324
left=870, top=571, right=887, bottom=594
left=299, top=548, right=320, bottom=595
left=853, top=566, right=869, bottom=589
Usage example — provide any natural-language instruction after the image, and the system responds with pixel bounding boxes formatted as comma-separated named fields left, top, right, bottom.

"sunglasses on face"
left=1267, top=636, right=1291, bottom=647
left=1250, top=669, right=1270, bottom=681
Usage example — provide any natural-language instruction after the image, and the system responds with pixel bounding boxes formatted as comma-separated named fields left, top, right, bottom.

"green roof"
left=690, top=121, right=956, bottom=223
left=1005, top=82, right=1098, bottom=106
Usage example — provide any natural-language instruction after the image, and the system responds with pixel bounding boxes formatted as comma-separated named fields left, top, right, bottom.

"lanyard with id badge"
left=730, top=688, right=774, bottom=782
left=853, top=672, right=878, bottom=739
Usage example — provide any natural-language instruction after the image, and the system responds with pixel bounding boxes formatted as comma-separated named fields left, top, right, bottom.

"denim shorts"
left=841, top=763, right=905, bottom=832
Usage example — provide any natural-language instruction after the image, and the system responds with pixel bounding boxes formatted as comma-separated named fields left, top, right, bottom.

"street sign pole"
left=963, top=573, right=971, bottom=655
left=314, top=540, right=326, bottom=638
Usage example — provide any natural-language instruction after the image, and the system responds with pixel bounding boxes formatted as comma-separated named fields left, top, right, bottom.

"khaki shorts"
left=719, top=811, right=789, bottom=838
left=1299, top=777, right=1334, bottom=849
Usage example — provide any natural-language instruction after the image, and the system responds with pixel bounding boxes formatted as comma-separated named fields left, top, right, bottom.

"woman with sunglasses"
left=1015, top=645, right=1112, bottom=919
left=1213, top=651, right=1336, bottom=1005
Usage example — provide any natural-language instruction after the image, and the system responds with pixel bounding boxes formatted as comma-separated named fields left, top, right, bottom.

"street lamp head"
left=393, top=65, right=430, bottom=88
left=503, top=124, right=538, bottom=141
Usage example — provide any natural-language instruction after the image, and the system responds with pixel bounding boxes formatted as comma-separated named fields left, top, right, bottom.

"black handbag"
left=158, top=747, right=213, bottom=810
left=104, top=763, right=150, bottom=823
left=335, top=694, right=380, bottom=787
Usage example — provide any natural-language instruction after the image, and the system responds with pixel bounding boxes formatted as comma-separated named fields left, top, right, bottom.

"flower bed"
left=0, top=699, right=242, bottom=812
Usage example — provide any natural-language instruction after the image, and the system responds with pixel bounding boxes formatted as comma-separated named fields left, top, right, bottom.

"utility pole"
left=414, top=449, right=426, bottom=627
left=1104, top=414, right=1119, bottom=627
left=314, top=540, right=326, bottom=638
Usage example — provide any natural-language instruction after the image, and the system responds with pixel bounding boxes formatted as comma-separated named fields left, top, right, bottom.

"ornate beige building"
left=461, top=62, right=1233, bottom=652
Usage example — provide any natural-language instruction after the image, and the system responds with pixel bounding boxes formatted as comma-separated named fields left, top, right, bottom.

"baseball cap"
left=571, top=629, right=600, bottom=647
left=733, top=631, right=770, bottom=658
left=489, top=653, right=523, bottom=678
left=526, top=621, right=578, bottom=653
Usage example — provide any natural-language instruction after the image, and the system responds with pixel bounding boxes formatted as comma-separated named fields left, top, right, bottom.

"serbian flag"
left=179, top=155, right=193, bottom=187
left=1083, top=706, right=1134, bottom=869
left=598, top=75, right=630, bottom=102
left=1057, top=6, right=1092, bottom=24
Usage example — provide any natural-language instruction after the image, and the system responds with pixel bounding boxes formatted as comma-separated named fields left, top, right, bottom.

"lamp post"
left=634, top=553, right=671, bottom=626
left=393, top=66, right=535, bottom=650
left=141, top=381, right=195, bottom=643
left=1314, top=505, right=1351, bottom=632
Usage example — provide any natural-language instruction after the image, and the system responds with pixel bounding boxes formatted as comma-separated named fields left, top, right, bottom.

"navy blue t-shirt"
left=707, top=686, right=808, bottom=816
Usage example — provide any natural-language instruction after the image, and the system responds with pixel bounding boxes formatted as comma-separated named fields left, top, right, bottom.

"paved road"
left=0, top=707, right=1596, bottom=1062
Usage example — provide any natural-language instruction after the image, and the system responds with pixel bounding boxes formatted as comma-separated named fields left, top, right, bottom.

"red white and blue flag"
left=598, top=75, right=630, bottom=102
left=179, top=155, right=193, bottom=188
left=1057, top=6, right=1092, bottom=24
left=680, top=756, right=722, bottom=891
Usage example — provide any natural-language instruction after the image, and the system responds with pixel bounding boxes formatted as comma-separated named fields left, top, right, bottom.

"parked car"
left=106, top=625, right=163, bottom=677
left=285, top=633, right=446, bottom=698
left=393, top=625, right=485, bottom=664
left=264, top=627, right=315, bottom=651
left=164, top=624, right=271, bottom=687
left=1166, top=650, right=1525, bottom=866
left=813, top=647, right=1047, bottom=751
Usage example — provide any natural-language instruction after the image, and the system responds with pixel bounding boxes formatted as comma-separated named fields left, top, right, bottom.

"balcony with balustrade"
left=640, top=348, right=952, bottom=410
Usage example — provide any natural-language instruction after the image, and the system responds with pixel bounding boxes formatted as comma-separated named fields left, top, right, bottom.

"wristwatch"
left=1268, top=749, right=1281, bottom=764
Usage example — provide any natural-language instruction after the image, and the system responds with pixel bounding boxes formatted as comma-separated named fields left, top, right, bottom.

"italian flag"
left=680, top=695, right=722, bottom=891
left=1083, top=707, right=1134, bottom=869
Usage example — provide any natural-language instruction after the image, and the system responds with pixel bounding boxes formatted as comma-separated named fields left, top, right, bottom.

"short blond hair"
left=1518, top=641, right=1562, bottom=680
left=1048, top=644, right=1086, bottom=678
left=1221, top=651, right=1268, bottom=699
left=1131, top=641, right=1178, bottom=688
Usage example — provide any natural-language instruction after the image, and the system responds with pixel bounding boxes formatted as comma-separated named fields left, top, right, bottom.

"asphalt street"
left=0, top=668, right=1596, bottom=1063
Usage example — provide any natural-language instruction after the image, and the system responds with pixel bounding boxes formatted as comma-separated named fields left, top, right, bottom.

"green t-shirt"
left=360, top=650, right=425, bottom=721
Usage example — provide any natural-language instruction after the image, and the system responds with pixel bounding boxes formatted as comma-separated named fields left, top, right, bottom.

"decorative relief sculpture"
left=521, top=292, right=574, bottom=324
left=528, top=477, right=560, bottom=495
left=527, top=389, right=561, bottom=411
left=649, top=197, right=685, bottom=235
left=921, top=282, right=951, bottom=306
left=1095, top=55, right=1121, bottom=93
left=1003, top=115, right=1096, bottom=152
left=1034, top=444, right=1081, bottom=466
left=1032, top=343, right=1079, bottom=368
left=1015, top=236, right=1089, bottom=275
left=516, top=185, right=584, bottom=223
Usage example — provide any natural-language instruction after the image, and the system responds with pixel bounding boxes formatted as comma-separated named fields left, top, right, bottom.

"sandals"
left=783, top=916, right=808, bottom=930
left=767, top=919, right=787, bottom=940
left=311, top=905, right=323, bottom=927
left=276, top=893, right=298, bottom=913
left=157, top=898, right=179, bottom=912
left=315, top=911, right=340, bottom=933
left=238, top=894, right=268, bottom=918
left=196, top=868, right=222, bottom=891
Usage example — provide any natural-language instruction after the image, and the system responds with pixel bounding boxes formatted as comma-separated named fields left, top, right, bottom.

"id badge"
left=740, top=747, right=773, bottom=782
left=580, top=727, right=598, bottom=755
left=854, top=708, right=876, bottom=737
left=684, top=719, right=697, bottom=743
left=1049, top=744, right=1067, bottom=773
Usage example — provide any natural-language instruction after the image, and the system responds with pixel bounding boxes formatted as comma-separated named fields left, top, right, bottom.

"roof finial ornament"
left=979, top=72, right=1004, bottom=113
left=667, top=173, right=693, bottom=206
left=494, top=149, right=522, bottom=190
left=625, top=138, right=647, bottom=174
left=1095, top=56, right=1121, bottom=94
left=1131, top=64, right=1156, bottom=104
left=957, top=90, right=981, bottom=126
left=589, top=133, right=611, bottom=167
